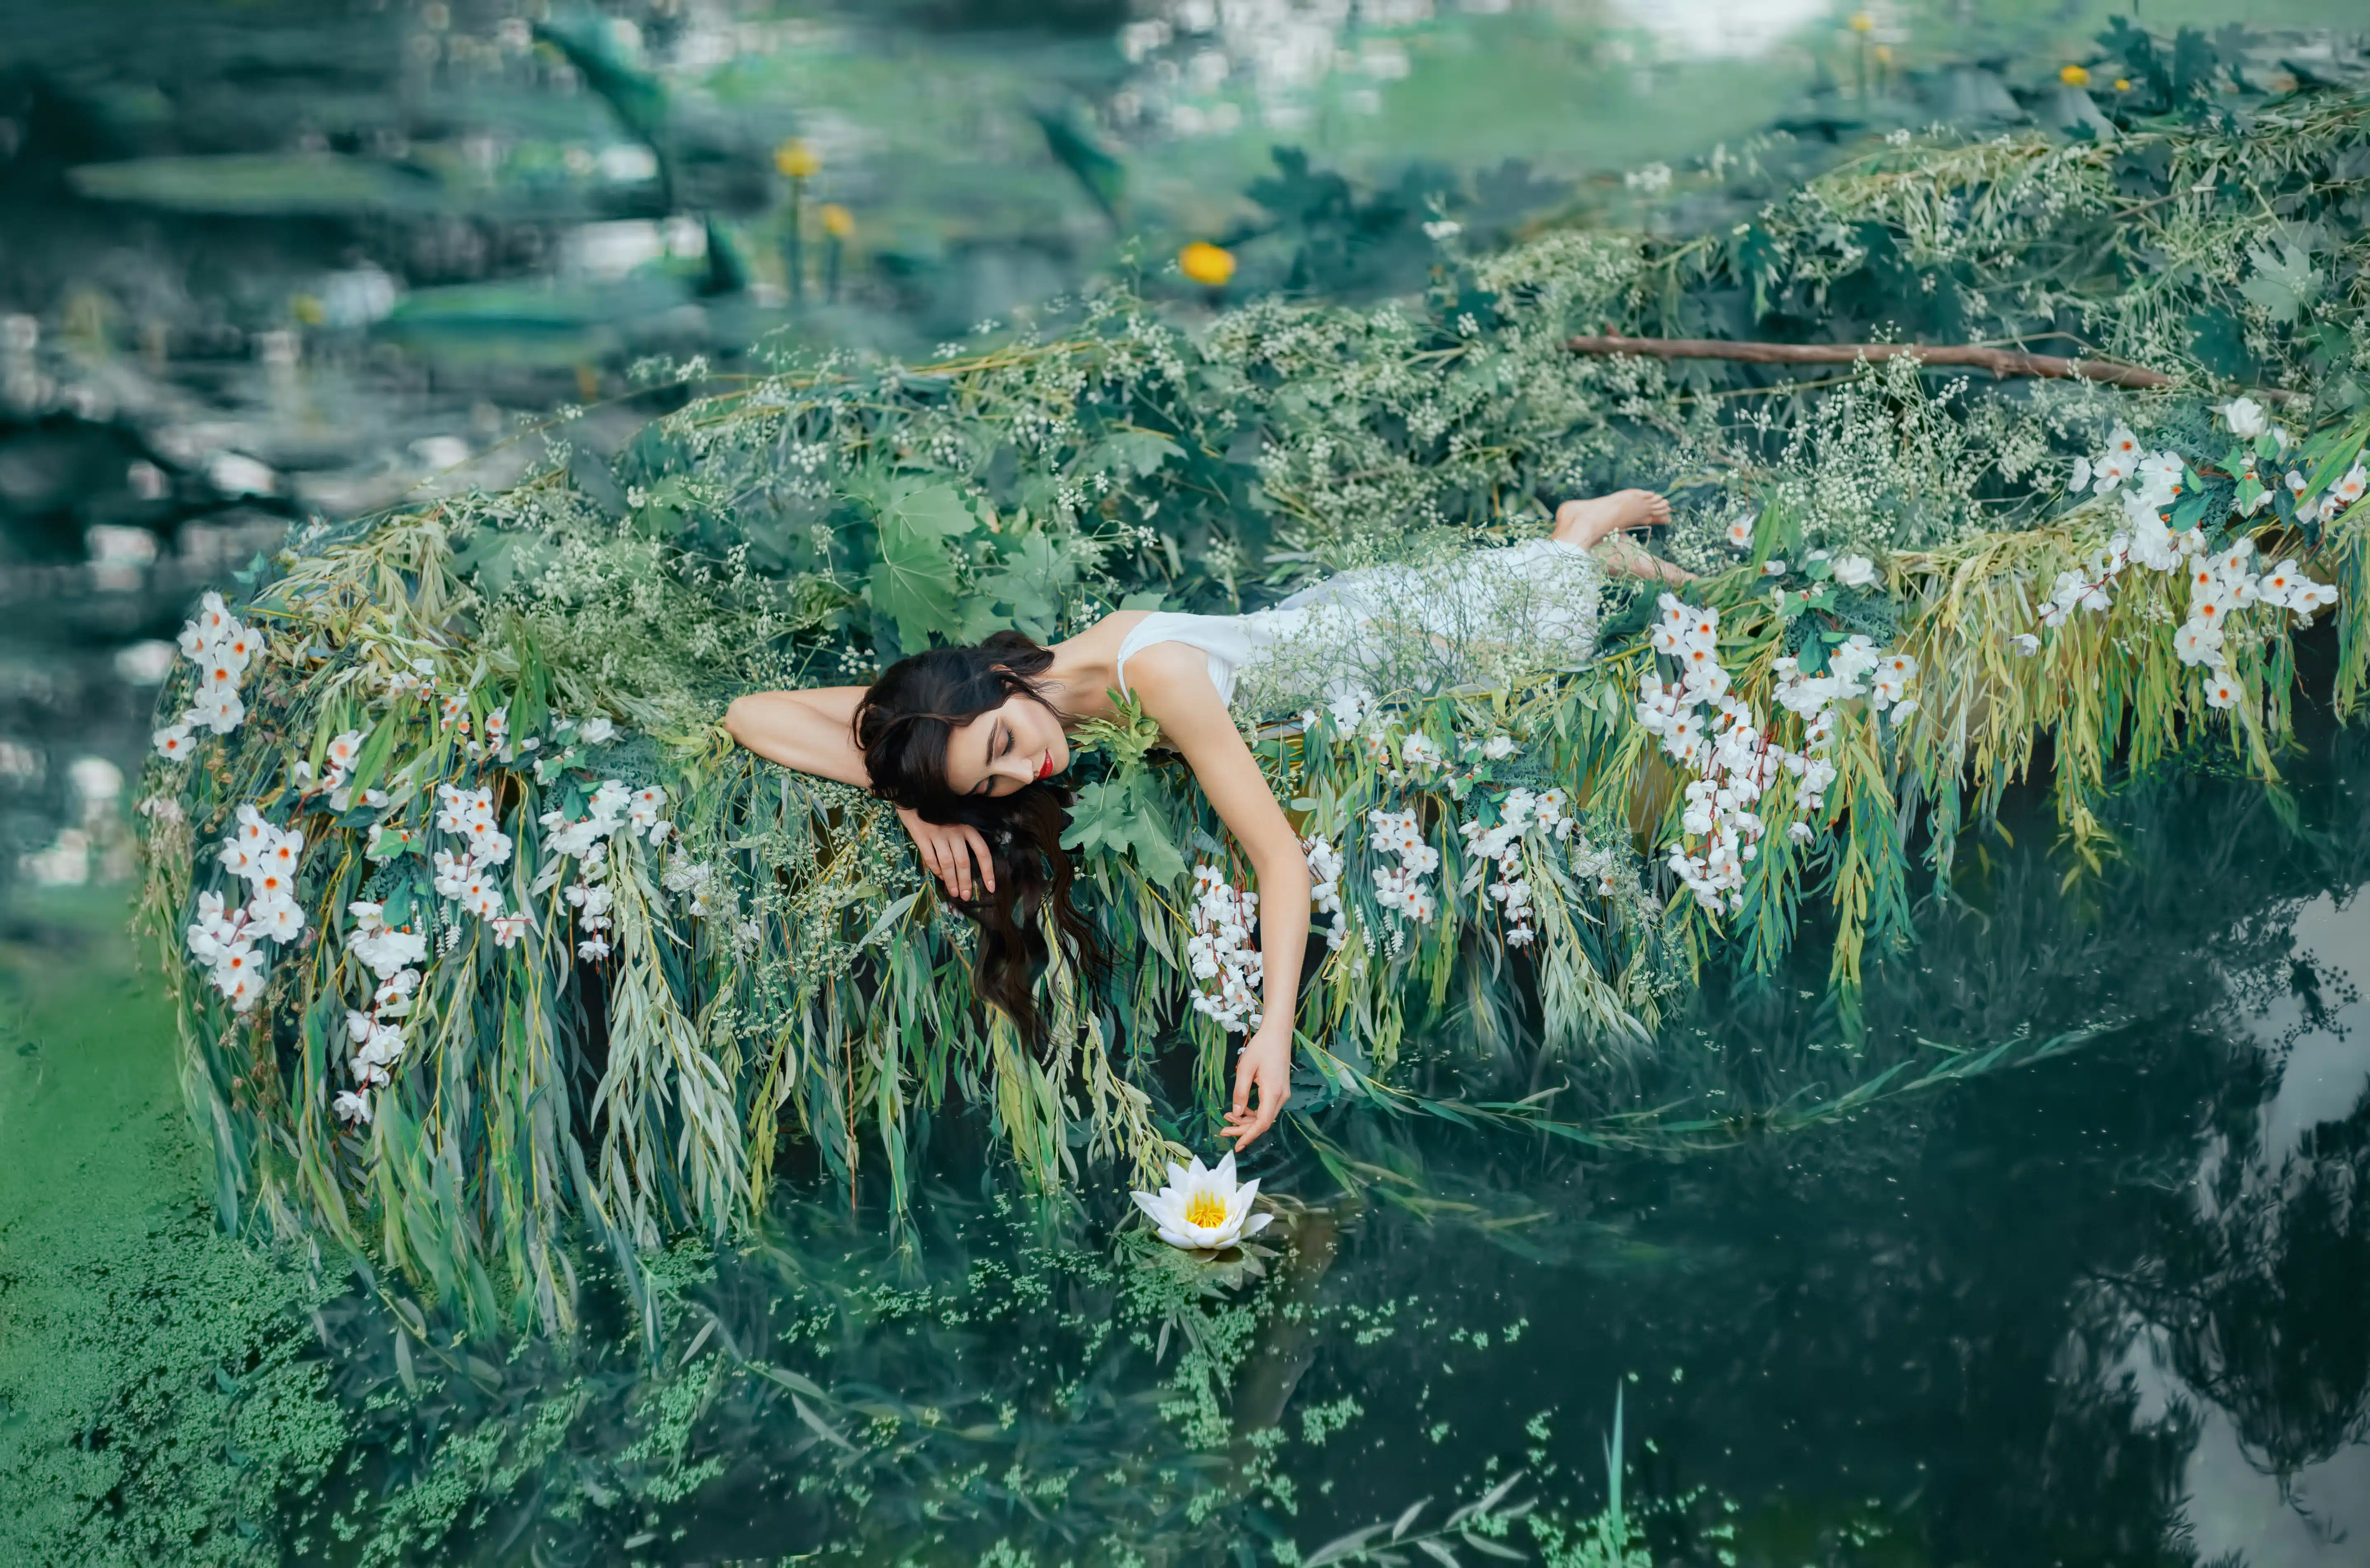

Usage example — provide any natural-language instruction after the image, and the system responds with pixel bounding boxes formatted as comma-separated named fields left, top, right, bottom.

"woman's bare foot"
left=1554, top=489, right=1671, bottom=548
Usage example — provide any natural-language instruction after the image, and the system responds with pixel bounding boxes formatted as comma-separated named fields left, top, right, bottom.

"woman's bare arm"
left=723, top=688, right=872, bottom=785
left=724, top=687, right=997, bottom=899
left=1124, top=643, right=1309, bottom=1151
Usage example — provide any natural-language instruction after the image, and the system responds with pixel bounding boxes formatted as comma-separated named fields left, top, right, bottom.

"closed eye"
left=971, top=725, right=1011, bottom=796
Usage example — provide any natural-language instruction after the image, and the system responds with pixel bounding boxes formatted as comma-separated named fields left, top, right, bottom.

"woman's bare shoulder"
left=1074, top=607, right=1153, bottom=649
left=1115, top=636, right=1208, bottom=685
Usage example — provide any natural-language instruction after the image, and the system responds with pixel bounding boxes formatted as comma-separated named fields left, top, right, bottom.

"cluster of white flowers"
left=1399, top=731, right=1446, bottom=772
left=1302, top=834, right=1346, bottom=949
left=182, top=806, right=308, bottom=1012
left=384, top=655, right=437, bottom=698
left=1185, top=864, right=1263, bottom=1033
left=661, top=843, right=724, bottom=916
left=2043, top=428, right=2339, bottom=704
left=561, top=843, right=617, bottom=960
left=432, top=783, right=515, bottom=925
left=537, top=779, right=662, bottom=859
left=2196, top=400, right=2366, bottom=526
left=2173, top=540, right=2337, bottom=708
left=1636, top=595, right=1919, bottom=913
left=529, top=781, right=668, bottom=960
left=1456, top=786, right=1573, bottom=948
left=1366, top=807, right=1440, bottom=923
left=1774, top=638, right=1917, bottom=732
left=346, top=899, right=429, bottom=981
left=333, top=899, right=430, bottom=1124
left=1723, top=522, right=1880, bottom=592
left=465, top=704, right=512, bottom=763
left=152, top=592, right=261, bottom=758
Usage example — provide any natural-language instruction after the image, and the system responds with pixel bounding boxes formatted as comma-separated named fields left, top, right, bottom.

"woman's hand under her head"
left=1221, top=1021, right=1293, bottom=1152
left=899, top=807, right=995, bottom=901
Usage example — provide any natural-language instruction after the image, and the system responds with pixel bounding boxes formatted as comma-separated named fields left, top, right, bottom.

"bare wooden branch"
left=1563, top=333, right=2302, bottom=404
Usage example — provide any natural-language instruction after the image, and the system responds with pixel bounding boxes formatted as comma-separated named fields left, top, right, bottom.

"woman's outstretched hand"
left=1221, top=1022, right=1294, bottom=1152
left=899, top=807, right=995, bottom=901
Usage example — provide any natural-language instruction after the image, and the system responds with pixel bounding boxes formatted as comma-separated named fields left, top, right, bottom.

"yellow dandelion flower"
left=1179, top=241, right=1236, bottom=287
left=2060, top=64, right=2091, bottom=87
left=1873, top=43, right=1893, bottom=64
left=774, top=139, right=820, bottom=179
left=1848, top=12, right=1874, bottom=33
left=819, top=203, right=855, bottom=239
left=291, top=294, right=326, bottom=327
left=2114, top=77, right=2132, bottom=92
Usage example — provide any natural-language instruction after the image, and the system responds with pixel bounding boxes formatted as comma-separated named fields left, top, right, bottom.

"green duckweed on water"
left=0, top=889, right=345, bottom=1566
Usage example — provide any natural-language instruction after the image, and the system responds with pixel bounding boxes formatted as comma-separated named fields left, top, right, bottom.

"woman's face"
left=945, top=692, right=1069, bottom=799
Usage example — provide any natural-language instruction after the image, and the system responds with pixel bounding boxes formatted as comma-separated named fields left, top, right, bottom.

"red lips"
left=1037, top=751, right=1056, bottom=781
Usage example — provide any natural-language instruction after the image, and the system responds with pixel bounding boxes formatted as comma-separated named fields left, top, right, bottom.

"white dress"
left=1112, top=537, right=1604, bottom=718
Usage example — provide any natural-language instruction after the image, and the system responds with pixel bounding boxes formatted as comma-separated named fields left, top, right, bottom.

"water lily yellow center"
left=1184, top=1190, right=1229, bottom=1228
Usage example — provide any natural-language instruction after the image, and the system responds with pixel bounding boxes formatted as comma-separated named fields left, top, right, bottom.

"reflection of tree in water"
left=2095, top=1087, right=2370, bottom=1482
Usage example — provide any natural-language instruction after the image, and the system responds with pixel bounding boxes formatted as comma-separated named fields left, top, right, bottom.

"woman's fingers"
left=961, top=826, right=995, bottom=896
left=1220, top=1053, right=1286, bottom=1149
left=946, top=828, right=974, bottom=900
left=905, top=822, right=994, bottom=901
left=1223, top=1091, right=1282, bottom=1148
left=911, top=825, right=964, bottom=899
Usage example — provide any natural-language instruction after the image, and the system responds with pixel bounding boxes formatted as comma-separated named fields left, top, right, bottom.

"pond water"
left=5, top=2, right=2370, bottom=1565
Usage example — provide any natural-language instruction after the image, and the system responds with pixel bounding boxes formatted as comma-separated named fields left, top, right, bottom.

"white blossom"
left=1130, top=1151, right=1272, bottom=1251
left=1185, top=866, right=1264, bottom=1032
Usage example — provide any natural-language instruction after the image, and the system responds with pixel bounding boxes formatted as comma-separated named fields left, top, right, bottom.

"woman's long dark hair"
left=853, top=630, right=1105, bottom=1044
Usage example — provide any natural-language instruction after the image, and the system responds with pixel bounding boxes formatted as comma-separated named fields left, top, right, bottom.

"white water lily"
left=1131, top=1152, right=1274, bottom=1251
